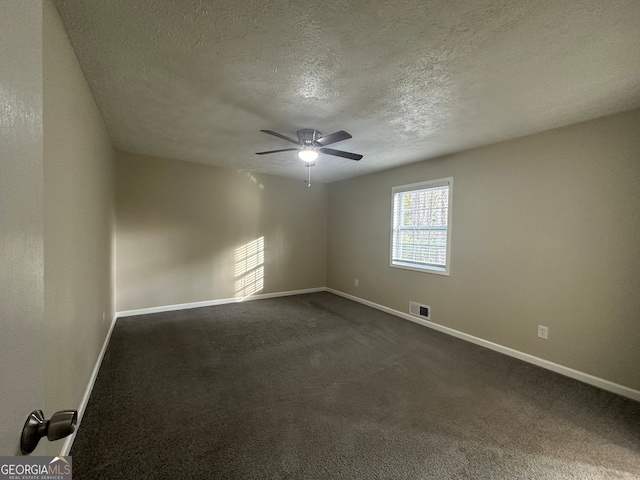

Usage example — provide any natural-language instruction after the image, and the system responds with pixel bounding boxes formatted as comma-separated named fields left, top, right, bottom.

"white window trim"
left=390, top=177, right=453, bottom=276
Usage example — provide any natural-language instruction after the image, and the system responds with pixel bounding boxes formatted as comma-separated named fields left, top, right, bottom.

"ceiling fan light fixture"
left=298, top=148, right=319, bottom=163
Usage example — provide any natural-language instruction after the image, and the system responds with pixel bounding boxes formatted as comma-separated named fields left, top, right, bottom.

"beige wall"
left=116, top=152, right=327, bottom=311
left=43, top=0, right=115, bottom=445
left=0, top=0, right=46, bottom=456
left=0, top=1, right=115, bottom=455
left=327, top=109, right=640, bottom=391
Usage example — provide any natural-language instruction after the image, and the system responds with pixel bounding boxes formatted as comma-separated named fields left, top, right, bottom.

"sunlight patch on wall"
left=242, top=171, right=264, bottom=189
left=234, top=236, right=264, bottom=300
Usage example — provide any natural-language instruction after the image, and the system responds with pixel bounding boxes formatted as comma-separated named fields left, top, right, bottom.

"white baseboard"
left=60, top=313, right=118, bottom=456
left=116, top=287, right=327, bottom=318
left=327, top=288, right=640, bottom=402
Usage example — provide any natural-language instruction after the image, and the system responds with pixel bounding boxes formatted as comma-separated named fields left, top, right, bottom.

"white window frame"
left=390, top=177, right=453, bottom=276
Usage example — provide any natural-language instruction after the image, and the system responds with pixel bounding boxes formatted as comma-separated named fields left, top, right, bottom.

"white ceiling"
left=54, top=0, right=640, bottom=183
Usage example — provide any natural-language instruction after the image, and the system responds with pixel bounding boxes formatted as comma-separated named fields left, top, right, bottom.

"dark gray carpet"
left=71, top=292, right=640, bottom=479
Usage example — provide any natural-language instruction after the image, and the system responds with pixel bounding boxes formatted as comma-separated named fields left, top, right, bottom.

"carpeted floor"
left=71, top=292, right=640, bottom=479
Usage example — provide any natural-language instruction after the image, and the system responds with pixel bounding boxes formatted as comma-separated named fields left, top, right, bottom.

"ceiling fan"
left=256, top=129, right=363, bottom=166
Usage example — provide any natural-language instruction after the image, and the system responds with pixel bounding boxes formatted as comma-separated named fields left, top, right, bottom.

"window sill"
left=390, top=262, right=450, bottom=276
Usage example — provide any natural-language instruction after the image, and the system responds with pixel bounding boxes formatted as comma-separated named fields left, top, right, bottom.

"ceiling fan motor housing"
left=297, top=129, right=321, bottom=146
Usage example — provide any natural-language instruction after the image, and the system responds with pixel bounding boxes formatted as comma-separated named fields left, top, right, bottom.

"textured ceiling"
left=54, top=0, right=640, bottom=183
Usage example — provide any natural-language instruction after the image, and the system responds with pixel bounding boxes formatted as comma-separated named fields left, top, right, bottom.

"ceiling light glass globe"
left=298, top=149, right=319, bottom=162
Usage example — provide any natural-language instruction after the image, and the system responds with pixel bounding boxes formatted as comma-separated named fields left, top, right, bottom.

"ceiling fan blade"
left=255, top=148, right=298, bottom=155
left=315, top=130, right=352, bottom=146
left=260, top=130, right=299, bottom=145
left=320, top=147, right=363, bottom=161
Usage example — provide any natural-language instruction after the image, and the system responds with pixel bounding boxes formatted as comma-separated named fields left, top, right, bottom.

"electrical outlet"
left=354, top=279, right=359, bottom=287
left=537, top=325, right=548, bottom=339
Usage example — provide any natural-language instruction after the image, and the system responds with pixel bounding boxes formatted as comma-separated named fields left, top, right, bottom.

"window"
left=391, top=178, right=452, bottom=275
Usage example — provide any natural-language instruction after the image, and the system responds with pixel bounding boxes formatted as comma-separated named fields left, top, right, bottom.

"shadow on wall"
left=234, top=236, right=265, bottom=300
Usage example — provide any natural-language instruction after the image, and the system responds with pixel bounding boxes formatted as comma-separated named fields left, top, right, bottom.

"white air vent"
left=409, top=301, right=430, bottom=320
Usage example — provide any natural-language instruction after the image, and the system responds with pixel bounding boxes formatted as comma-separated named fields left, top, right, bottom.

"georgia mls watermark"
left=0, top=456, right=71, bottom=480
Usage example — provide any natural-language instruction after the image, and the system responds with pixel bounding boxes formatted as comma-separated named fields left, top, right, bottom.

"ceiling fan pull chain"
left=306, top=164, right=311, bottom=187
